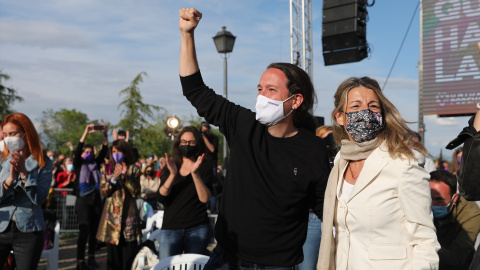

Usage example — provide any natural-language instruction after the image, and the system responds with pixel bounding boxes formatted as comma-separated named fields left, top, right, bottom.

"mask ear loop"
left=447, top=193, right=459, bottom=212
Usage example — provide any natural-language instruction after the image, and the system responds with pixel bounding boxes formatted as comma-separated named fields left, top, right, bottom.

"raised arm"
left=473, top=103, right=480, bottom=132
left=179, top=8, right=202, bottom=77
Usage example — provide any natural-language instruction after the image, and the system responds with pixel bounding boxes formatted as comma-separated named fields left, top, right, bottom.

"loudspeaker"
left=322, top=0, right=368, bottom=66
left=323, top=46, right=368, bottom=66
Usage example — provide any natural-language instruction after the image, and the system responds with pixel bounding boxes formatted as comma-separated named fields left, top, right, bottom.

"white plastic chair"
left=41, top=220, right=60, bottom=270
left=151, top=254, right=210, bottom=270
left=142, top=210, right=164, bottom=242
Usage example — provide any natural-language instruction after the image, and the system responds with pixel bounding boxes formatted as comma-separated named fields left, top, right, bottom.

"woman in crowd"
left=317, top=77, right=440, bottom=269
left=73, top=124, right=109, bottom=270
left=56, top=157, right=76, bottom=194
left=0, top=113, right=53, bottom=270
left=140, top=164, right=161, bottom=210
left=96, top=139, right=142, bottom=270
left=157, top=126, right=212, bottom=259
left=449, top=146, right=463, bottom=175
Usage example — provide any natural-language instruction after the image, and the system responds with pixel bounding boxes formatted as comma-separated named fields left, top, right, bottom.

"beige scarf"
left=317, top=138, right=380, bottom=270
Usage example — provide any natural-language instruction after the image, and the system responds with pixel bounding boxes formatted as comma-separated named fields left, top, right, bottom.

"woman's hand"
left=85, top=124, right=96, bottom=134
left=80, top=124, right=96, bottom=143
left=179, top=8, right=202, bottom=34
left=164, top=153, right=177, bottom=176
left=10, top=151, right=27, bottom=177
left=191, top=153, right=205, bottom=174
left=113, top=163, right=123, bottom=179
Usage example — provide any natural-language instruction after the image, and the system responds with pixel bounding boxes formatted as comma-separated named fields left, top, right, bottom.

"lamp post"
left=213, top=26, right=236, bottom=168
left=165, top=116, right=180, bottom=141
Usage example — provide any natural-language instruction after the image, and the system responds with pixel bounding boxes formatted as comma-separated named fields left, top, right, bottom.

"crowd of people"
left=0, top=6, right=479, bottom=270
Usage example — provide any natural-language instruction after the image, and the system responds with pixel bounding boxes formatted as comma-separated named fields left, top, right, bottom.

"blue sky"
left=0, top=0, right=472, bottom=161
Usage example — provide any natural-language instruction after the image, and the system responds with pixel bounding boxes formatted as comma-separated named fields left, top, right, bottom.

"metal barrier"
left=51, top=188, right=79, bottom=232
left=51, top=188, right=219, bottom=237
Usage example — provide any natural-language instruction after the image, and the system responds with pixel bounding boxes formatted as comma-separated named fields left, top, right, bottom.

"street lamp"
left=213, top=26, right=236, bottom=168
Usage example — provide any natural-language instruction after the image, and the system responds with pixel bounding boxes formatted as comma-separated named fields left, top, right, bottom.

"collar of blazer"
left=336, top=142, right=390, bottom=205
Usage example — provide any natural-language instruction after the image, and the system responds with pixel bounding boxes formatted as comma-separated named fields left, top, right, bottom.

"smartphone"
left=93, top=124, right=105, bottom=130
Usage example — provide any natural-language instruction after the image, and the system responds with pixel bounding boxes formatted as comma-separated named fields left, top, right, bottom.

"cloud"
left=431, top=116, right=459, bottom=126
left=0, top=19, right=95, bottom=49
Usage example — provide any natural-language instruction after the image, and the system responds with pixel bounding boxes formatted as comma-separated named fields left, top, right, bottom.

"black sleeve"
left=95, top=143, right=108, bottom=167
left=181, top=71, right=253, bottom=147
left=73, top=142, right=84, bottom=168
left=309, top=140, right=331, bottom=221
left=457, top=116, right=480, bottom=201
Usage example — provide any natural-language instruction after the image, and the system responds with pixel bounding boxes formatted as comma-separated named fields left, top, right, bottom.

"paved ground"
left=36, top=232, right=216, bottom=270
left=38, top=233, right=108, bottom=270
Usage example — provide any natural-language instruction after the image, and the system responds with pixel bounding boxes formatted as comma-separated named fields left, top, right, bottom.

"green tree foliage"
left=134, top=112, right=175, bottom=158
left=40, top=108, right=106, bottom=155
left=117, top=72, right=160, bottom=138
left=0, top=70, right=24, bottom=118
left=116, top=72, right=173, bottom=158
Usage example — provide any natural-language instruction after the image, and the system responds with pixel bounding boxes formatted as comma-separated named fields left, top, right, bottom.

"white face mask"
left=0, top=140, right=4, bottom=152
left=255, top=94, right=295, bottom=126
left=4, top=134, right=25, bottom=152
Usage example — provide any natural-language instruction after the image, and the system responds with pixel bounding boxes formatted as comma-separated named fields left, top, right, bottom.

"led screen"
left=422, top=0, right=480, bottom=116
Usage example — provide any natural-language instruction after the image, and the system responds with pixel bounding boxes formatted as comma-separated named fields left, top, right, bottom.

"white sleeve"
left=398, top=161, right=440, bottom=270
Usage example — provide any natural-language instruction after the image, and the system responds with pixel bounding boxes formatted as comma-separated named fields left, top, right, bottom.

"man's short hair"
left=201, top=122, right=210, bottom=129
left=117, top=130, right=127, bottom=137
left=430, top=169, right=457, bottom=195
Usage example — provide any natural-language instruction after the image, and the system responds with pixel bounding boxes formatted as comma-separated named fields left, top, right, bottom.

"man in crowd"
left=201, top=121, right=220, bottom=213
left=179, top=8, right=330, bottom=269
left=430, top=170, right=480, bottom=270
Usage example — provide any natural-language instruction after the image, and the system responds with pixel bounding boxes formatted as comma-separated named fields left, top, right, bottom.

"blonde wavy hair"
left=331, top=76, right=428, bottom=160
left=316, top=125, right=333, bottom=138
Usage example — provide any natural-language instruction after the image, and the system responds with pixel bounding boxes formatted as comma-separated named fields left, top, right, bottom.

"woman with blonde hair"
left=0, top=113, right=53, bottom=270
left=317, top=77, right=440, bottom=270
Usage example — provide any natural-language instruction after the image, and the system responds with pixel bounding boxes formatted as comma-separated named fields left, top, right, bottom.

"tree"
left=134, top=111, right=174, bottom=158
left=39, top=108, right=106, bottom=155
left=117, top=72, right=161, bottom=139
left=0, top=70, right=24, bottom=118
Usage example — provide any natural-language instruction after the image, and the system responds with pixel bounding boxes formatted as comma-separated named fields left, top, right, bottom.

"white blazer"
left=317, top=143, right=440, bottom=270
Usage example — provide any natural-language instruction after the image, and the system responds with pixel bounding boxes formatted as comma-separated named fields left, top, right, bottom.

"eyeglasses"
left=180, top=140, right=196, bottom=146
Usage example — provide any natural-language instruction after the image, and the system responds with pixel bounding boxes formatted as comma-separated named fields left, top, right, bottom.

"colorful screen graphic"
left=422, top=0, right=480, bottom=116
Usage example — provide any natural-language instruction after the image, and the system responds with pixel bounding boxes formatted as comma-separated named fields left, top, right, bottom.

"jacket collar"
left=337, top=141, right=390, bottom=204
left=25, top=155, right=39, bottom=172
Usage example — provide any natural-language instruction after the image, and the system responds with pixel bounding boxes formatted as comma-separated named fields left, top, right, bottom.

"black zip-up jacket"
left=446, top=115, right=480, bottom=201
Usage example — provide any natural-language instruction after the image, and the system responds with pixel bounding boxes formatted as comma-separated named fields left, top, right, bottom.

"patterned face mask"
left=345, top=108, right=383, bottom=143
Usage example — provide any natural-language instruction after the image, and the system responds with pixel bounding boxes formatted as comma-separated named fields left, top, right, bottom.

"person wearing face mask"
left=0, top=113, right=53, bottom=270
left=96, top=139, right=142, bottom=270
left=140, top=164, right=160, bottom=210
left=56, top=158, right=76, bottom=195
left=179, top=8, right=330, bottom=269
left=73, top=124, right=109, bottom=270
left=429, top=170, right=480, bottom=270
left=317, top=77, right=440, bottom=270
left=157, top=126, right=213, bottom=259
left=448, top=147, right=463, bottom=175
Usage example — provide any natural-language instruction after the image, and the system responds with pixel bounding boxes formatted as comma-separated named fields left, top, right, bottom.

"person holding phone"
left=73, top=124, right=109, bottom=270
left=0, top=113, right=53, bottom=270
